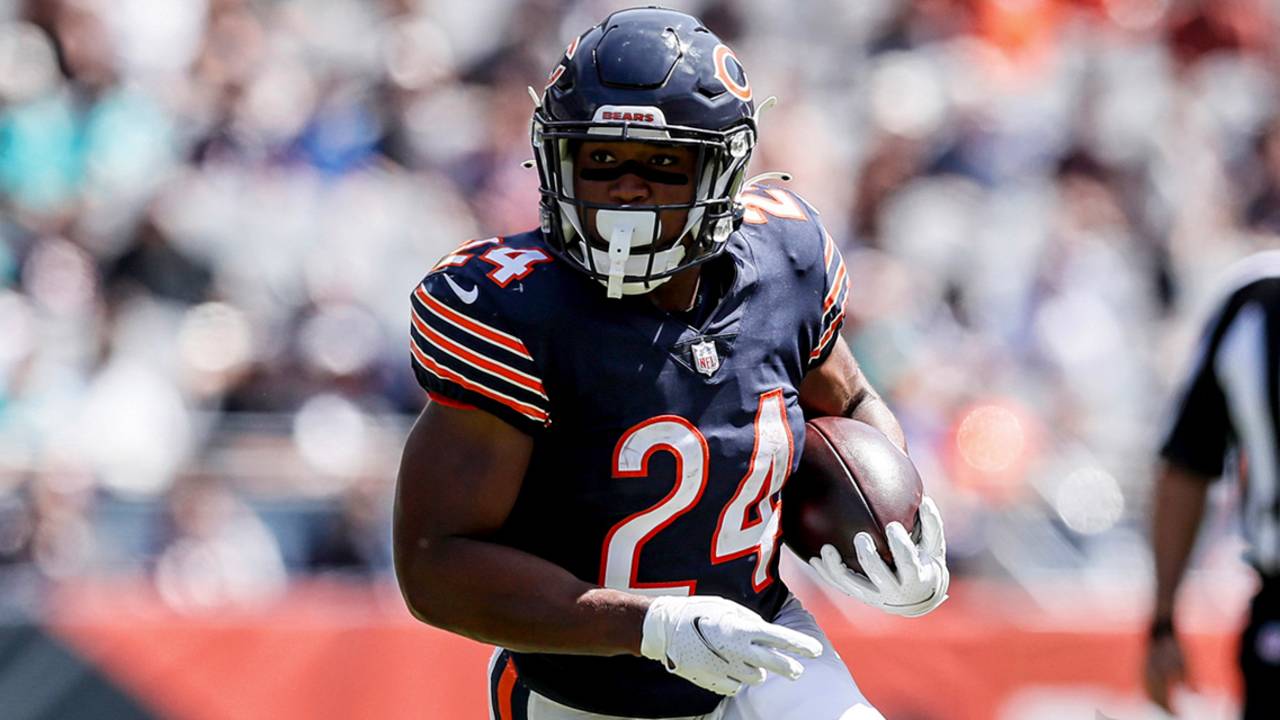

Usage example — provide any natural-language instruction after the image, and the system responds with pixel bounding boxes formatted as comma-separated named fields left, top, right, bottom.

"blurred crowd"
left=1, top=0, right=1278, bottom=613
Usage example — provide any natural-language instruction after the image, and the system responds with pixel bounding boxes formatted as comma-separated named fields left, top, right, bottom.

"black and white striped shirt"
left=1161, top=251, right=1280, bottom=573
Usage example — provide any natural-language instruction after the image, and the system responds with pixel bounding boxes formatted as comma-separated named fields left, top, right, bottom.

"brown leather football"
left=782, top=417, right=923, bottom=574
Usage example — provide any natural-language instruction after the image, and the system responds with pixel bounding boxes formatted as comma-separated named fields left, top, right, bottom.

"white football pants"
left=487, top=595, right=884, bottom=720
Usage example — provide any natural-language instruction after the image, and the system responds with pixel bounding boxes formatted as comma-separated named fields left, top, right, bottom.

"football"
left=782, top=417, right=923, bottom=574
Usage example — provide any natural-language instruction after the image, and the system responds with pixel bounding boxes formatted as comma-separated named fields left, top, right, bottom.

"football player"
left=394, top=8, right=949, bottom=719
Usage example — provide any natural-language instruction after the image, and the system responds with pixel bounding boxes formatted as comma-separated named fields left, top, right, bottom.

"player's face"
left=573, top=140, right=698, bottom=249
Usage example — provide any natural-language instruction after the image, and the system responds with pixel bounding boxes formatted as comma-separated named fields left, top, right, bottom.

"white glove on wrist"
left=640, top=595, right=823, bottom=696
left=809, top=496, right=949, bottom=618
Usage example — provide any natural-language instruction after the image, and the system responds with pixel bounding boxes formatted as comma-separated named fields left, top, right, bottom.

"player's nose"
left=609, top=173, right=651, bottom=205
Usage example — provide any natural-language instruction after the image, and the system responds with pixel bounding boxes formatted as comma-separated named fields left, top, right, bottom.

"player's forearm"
left=397, top=534, right=649, bottom=656
left=1150, top=461, right=1211, bottom=619
left=846, top=387, right=906, bottom=453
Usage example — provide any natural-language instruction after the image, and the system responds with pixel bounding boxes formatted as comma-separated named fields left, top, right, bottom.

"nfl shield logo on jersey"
left=691, top=339, right=720, bottom=376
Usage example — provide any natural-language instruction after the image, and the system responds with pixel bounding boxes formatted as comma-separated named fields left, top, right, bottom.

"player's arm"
left=795, top=220, right=905, bottom=452
left=798, top=336, right=905, bottom=452
left=394, top=401, right=649, bottom=655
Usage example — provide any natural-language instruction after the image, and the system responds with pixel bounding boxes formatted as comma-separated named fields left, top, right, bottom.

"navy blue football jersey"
left=408, top=187, right=848, bottom=718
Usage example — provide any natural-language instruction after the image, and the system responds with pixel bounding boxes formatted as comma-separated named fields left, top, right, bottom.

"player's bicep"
left=394, top=401, right=533, bottom=550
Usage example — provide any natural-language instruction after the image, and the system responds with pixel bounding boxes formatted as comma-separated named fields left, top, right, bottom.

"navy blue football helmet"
left=531, top=7, right=758, bottom=297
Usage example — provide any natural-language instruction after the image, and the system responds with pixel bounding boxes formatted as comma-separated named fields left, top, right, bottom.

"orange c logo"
left=713, top=44, right=751, bottom=102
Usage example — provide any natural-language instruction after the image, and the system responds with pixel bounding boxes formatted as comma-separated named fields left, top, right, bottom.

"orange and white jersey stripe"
left=809, top=231, right=849, bottom=367
left=410, top=272, right=551, bottom=432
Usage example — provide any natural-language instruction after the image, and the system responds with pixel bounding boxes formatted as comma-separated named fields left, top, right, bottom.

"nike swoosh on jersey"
left=443, top=274, right=479, bottom=304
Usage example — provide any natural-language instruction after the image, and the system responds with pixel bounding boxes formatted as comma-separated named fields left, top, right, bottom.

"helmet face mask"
left=530, top=8, right=757, bottom=298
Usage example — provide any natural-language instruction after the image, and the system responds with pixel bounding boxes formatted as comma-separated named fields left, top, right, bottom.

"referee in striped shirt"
left=1146, top=252, right=1280, bottom=718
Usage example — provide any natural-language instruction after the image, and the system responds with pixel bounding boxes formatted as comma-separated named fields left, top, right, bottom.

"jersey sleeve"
left=808, top=229, right=849, bottom=370
left=408, top=271, right=552, bottom=435
left=1159, top=311, right=1233, bottom=479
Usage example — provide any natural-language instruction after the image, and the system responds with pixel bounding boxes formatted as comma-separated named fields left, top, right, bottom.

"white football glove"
left=640, top=595, right=823, bottom=696
left=809, top=496, right=949, bottom=618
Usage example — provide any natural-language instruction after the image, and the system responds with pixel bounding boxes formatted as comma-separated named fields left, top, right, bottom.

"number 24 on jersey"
left=601, top=390, right=792, bottom=596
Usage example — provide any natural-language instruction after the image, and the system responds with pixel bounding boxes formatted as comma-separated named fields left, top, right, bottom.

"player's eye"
left=650, top=154, right=680, bottom=167
left=589, top=150, right=616, bottom=163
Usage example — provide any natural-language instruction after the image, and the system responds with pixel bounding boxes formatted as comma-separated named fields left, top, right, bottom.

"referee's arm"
left=1146, top=460, right=1213, bottom=713
left=1151, top=460, right=1212, bottom=629
left=1145, top=299, right=1234, bottom=712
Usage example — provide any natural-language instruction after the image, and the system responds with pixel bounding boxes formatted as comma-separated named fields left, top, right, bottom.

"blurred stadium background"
left=0, top=0, right=1275, bottom=717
